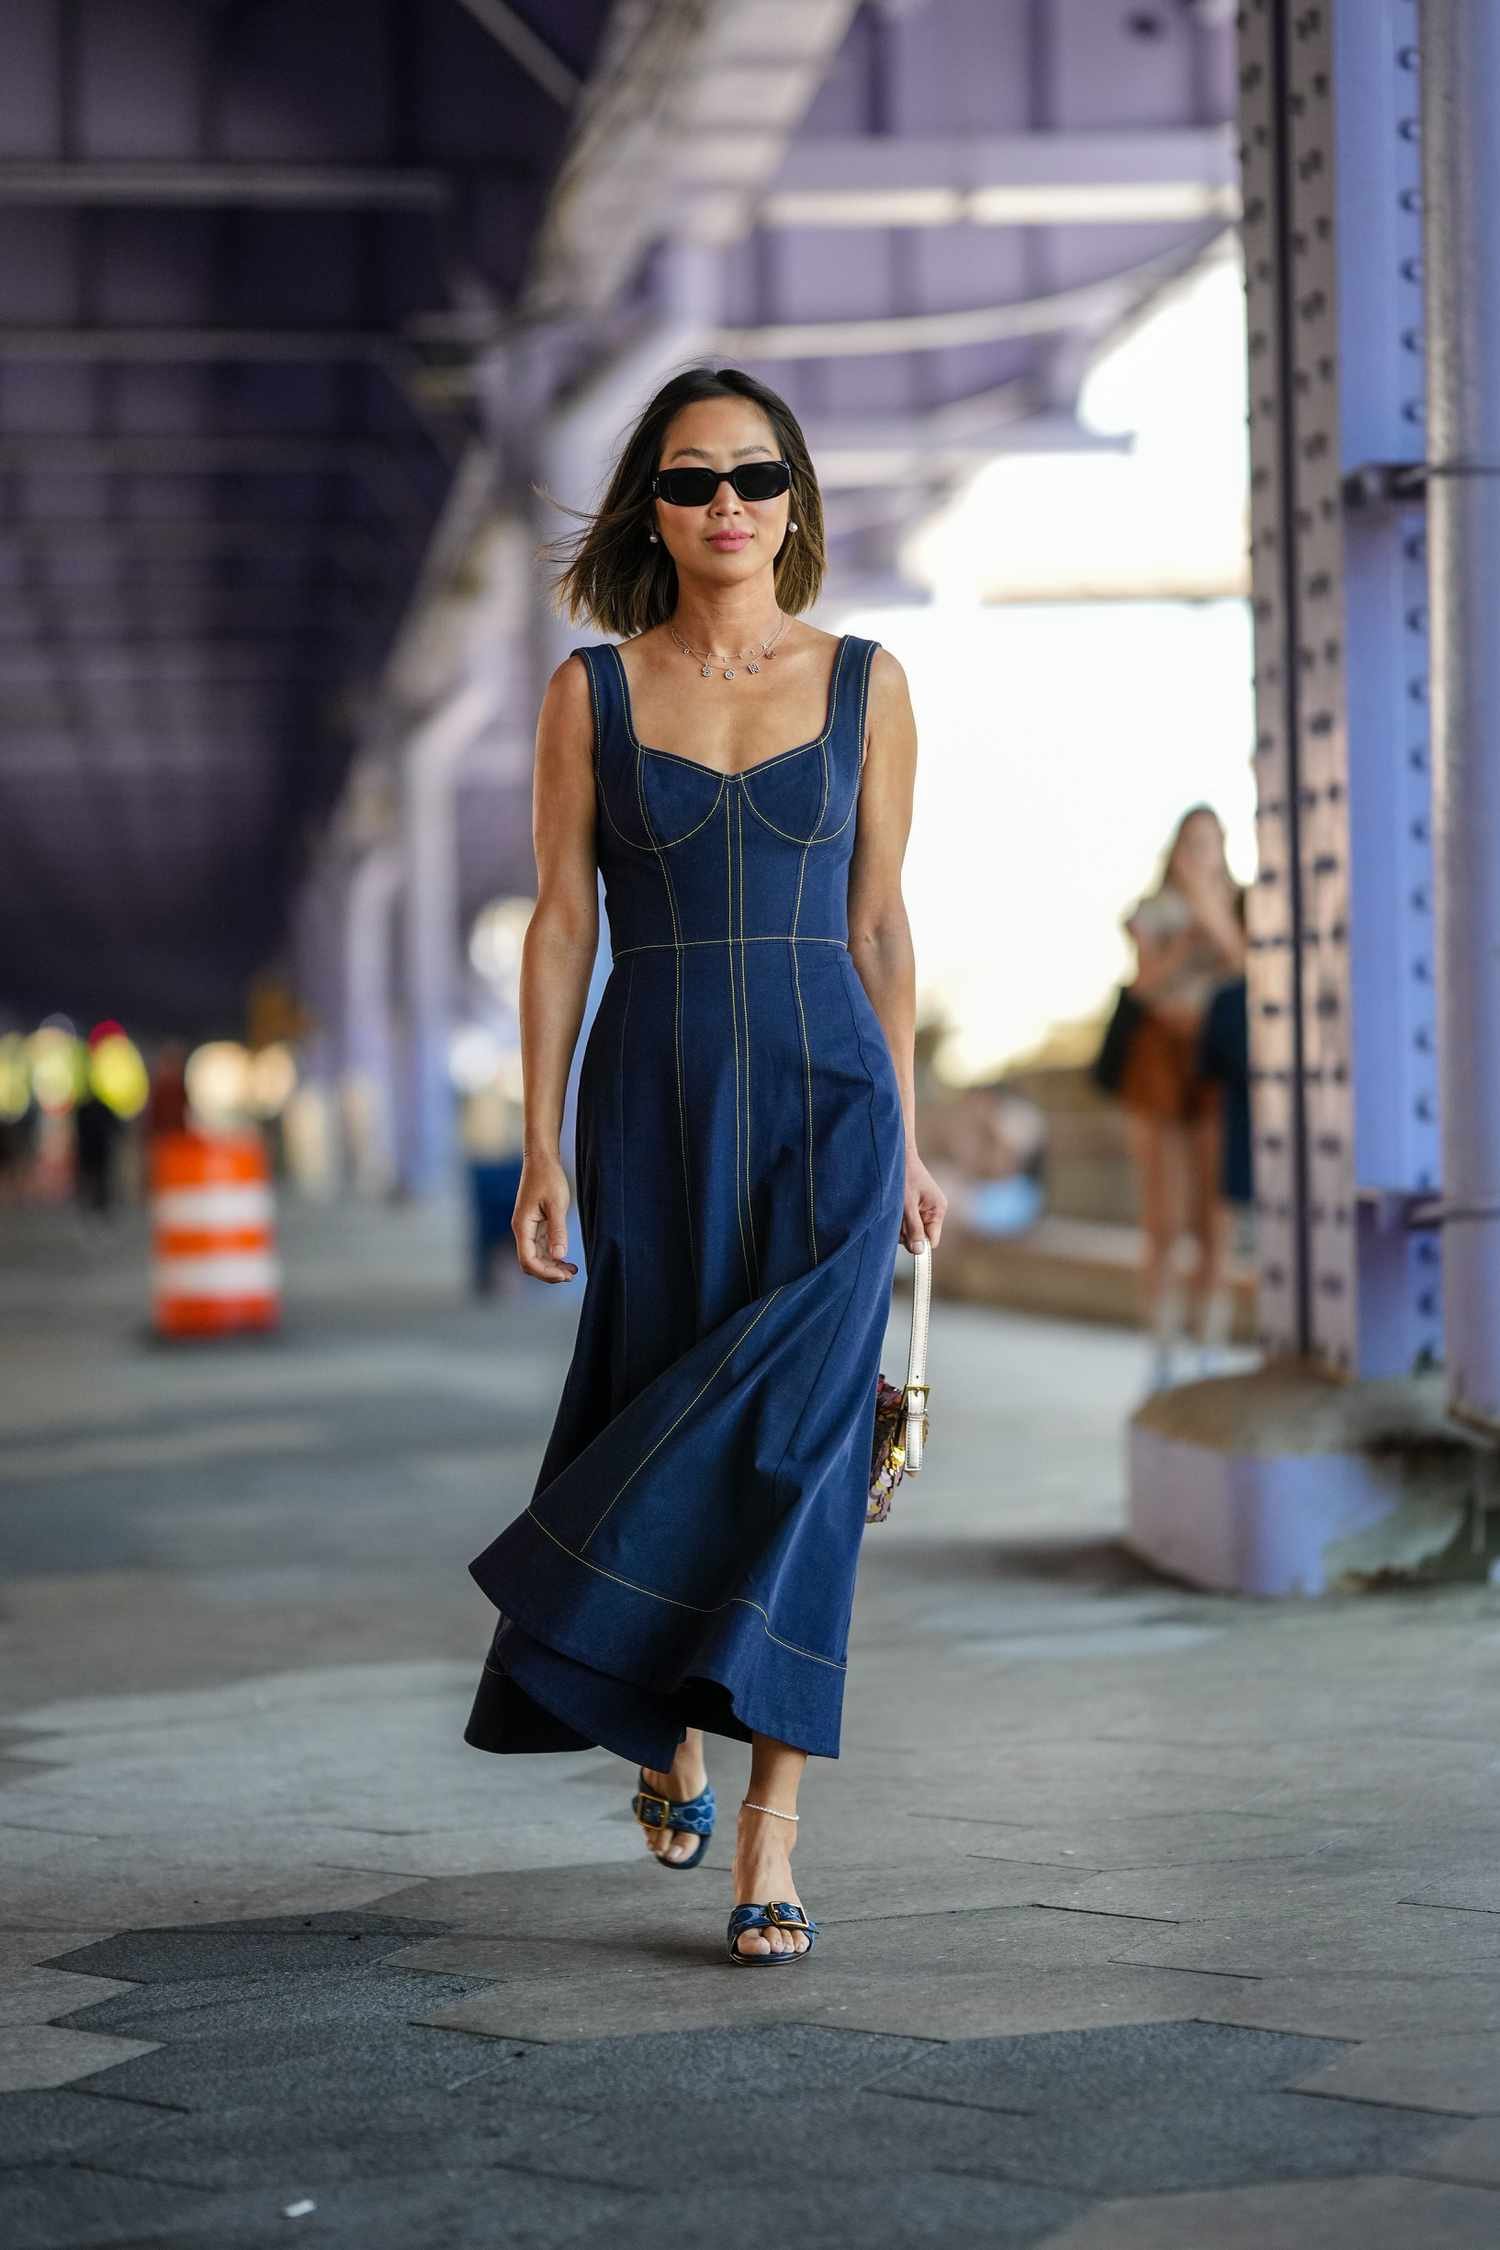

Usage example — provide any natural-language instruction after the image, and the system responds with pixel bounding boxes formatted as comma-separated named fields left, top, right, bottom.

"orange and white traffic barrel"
left=150, top=1131, right=279, bottom=1336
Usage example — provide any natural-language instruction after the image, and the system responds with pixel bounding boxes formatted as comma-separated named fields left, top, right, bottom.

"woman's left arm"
left=847, top=647, right=947, bottom=1253
left=1187, top=880, right=1249, bottom=975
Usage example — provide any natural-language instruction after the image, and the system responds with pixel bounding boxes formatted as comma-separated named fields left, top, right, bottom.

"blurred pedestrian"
left=461, top=1069, right=526, bottom=1298
left=146, top=1041, right=190, bottom=1140
left=1116, top=805, right=1247, bottom=1389
left=73, top=1089, right=124, bottom=1222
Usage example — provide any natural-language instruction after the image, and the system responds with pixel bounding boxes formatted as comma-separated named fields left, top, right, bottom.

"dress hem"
left=466, top=1512, right=848, bottom=1763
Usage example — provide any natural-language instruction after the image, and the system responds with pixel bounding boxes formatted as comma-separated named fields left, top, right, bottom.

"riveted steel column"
left=1240, top=0, right=1311, bottom=1359
left=1422, top=0, right=1500, bottom=1435
left=1238, top=0, right=1439, bottom=1377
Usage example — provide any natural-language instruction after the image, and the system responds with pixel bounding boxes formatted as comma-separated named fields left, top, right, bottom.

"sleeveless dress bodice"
left=464, top=632, right=907, bottom=1766
left=588, top=633, right=867, bottom=957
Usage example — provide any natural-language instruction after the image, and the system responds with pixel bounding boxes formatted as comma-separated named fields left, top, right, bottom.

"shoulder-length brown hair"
left=1158, top=802, right=1247, bottom=924
left=544, top=364, right=826, bottom=638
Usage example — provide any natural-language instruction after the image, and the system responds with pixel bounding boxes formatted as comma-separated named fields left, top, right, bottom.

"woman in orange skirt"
left=1119, top=805, right=1247, bottom=1389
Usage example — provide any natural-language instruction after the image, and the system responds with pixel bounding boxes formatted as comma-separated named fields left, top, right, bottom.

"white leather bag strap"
left=902, top=1238, right=932, bottom=1472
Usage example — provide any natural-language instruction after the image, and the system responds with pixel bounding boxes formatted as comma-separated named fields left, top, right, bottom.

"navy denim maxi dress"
left=464, top=632, right=907, bottom=1768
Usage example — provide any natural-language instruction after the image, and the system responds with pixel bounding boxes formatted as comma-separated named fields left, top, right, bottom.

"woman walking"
left=1118, top=805, right=1247, bottom=1390
left=463, top=365, right=945, bottom=1964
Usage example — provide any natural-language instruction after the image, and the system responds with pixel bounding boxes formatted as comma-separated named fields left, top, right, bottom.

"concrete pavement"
left=1, top=1199, right=1497, bottom=2247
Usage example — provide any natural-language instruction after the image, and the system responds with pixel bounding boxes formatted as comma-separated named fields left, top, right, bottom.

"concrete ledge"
left=1126, top=1361, right=1496, bottom=1596
left=934, top=1216, right=1257, bottom=1339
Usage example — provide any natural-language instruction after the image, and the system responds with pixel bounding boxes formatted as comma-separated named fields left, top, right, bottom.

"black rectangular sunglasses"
left=652, top=460, right=792, bottom=507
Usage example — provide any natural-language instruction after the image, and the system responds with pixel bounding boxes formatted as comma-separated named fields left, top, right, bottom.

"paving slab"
left=66, top=2013, right=504, bottom=2113
left=8, top=2160, right=636, bottom=2250
left=1110, top=1899, right=1500, bottom=1979
left=58, top=1967, right=486, bottom=2048
left=1404, top=1876, right=1500, bottom=1914
left=0, top=2026, right=160, bottom=2095
left=1038, top=2173, right=1500, bottom=2250
left=514, top=2059, right=1453, bottom=2199
left=1411, top=2115, right=1500, bottom=2186
left=452, top=2019, right=927, bottom=2103
left=386, top=1900, right=1148, bottom=1991
left=957, top=1812, right=1380, bottom=1867
left=43, top=1910, right=451, bottom=1985
left=874, top=2017, right=1345, bottom=2111
left=0, top=2157, right=218, bottom=2250
left=565, top=2170, right=1088, bottom=2250
left=0, top=1935, right=111, bottom=1975
left=1193, top=1974, right=1500, bottom=2041
left=518, top=2085, right=1037, bottom=2187
left=1023, top=1854, right=1419, bottom=1921
left=375, top=1853, right=1096, bottom=1945
left=889, top=2085, right=1450, bottom=2195
left=0, top=2088, right=174, bottom=2170
left=0, top=1850, right=419, bottom=1934
left=414, top=1959, right=1265, bottom=2043
left=0, top=1970, right=138, bottom=2026
left=1292, top=2032, right=1500, bottom=2115
left=51, top=2087, right=592, bottom=2193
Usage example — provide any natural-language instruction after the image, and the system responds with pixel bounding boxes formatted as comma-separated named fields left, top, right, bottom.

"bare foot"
left=638, top=1738, right=709, bottom=1866
left=730, top=1800, right=809, bottom=1957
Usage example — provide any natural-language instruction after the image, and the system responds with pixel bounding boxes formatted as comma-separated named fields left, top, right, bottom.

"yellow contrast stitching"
left=589, top=651, right=723, bottom=856
left=724, top=784, right=754, bottom=1297
left=652, top=791, right=727, bottom=848
left=789, top=844, right=818, bottom=1267
left=643, top=740, right=823, bottom=780
left=739, top=791, right=858, bottom=848
left=612, top=936, right=848, bottom=955
left=737, top=788, right=760, bottom=1292
left=577, top=1287, right=784, bottom=1548
left=634, top=736, right=698, bottom=1294
left=853, top=637, right=875, bottom=811
left=525, top=1495, right=846, bottom=1672
left=618, top=952, right=634, bottom=1387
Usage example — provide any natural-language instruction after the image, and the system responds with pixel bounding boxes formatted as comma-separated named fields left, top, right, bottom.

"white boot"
left=1144, top=1281, right=1184, bottom=1394
left=1192, top=1287, right=1234, bottom=1379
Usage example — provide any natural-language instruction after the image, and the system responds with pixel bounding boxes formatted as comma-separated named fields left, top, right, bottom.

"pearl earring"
left=649, top=530, right=659, bottom=543
left=788, top=521, right=799, bottom=532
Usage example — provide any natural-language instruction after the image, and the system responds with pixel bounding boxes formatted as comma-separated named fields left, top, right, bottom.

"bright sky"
left=832, top=243, right=1256, bottom=1082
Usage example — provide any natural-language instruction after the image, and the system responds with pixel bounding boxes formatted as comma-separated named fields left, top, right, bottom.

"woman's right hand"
left=512, top=1155, right=579, bottom=1282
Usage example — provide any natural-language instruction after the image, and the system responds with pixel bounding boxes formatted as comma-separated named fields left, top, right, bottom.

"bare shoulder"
left=866, top=646, right=916, bottom=754
left=867, top=645, right=911, bottom=706
left=543, top=649, right=595, bottom=710
left=534, top=650, right=599, bottom=786
left=538, top=649, right=598, bottom=739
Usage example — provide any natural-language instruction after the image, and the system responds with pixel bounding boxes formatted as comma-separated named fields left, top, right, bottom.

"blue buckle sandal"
left=727, top=1899, right=818, bottom=1965
left=631, top=1771, right=716, bottom=1870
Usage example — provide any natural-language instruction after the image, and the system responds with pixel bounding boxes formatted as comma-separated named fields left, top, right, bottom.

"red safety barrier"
left=150, top=1131, right=279, bottom=1336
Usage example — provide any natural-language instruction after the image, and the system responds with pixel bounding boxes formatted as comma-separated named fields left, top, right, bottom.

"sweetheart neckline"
left=607, top=635, right=849, bottom=781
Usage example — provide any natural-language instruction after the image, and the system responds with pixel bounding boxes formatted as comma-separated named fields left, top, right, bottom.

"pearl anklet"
left=741, top=1798, right=799, bottom=1821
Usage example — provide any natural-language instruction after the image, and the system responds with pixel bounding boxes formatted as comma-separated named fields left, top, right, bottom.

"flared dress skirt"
left=464, top=633, right=906, bottom=1768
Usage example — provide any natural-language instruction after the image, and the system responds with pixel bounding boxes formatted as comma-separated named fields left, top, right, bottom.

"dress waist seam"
left=611, top=936, right=849, bottom=956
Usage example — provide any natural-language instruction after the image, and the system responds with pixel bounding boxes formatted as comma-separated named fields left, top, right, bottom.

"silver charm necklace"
left=667, top=609, right=791, bottom=681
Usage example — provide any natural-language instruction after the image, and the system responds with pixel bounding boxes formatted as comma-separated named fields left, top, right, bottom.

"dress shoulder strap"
left=837, top=634, right=881, bottom=768
left=571, top=642, right=629, bottom=783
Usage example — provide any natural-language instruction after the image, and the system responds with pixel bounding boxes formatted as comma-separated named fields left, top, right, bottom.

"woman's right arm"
left=511, top=654, right=599, bottom=1282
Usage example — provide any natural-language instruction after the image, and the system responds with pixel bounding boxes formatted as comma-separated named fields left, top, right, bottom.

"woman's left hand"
left=902, top=1152, right=947, bottom=1251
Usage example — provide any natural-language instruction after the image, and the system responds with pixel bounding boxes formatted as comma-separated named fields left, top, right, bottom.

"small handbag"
left=1090, top=982, right=1144, bottom=1096
left=868, top=1237, right=933, bottom=1523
